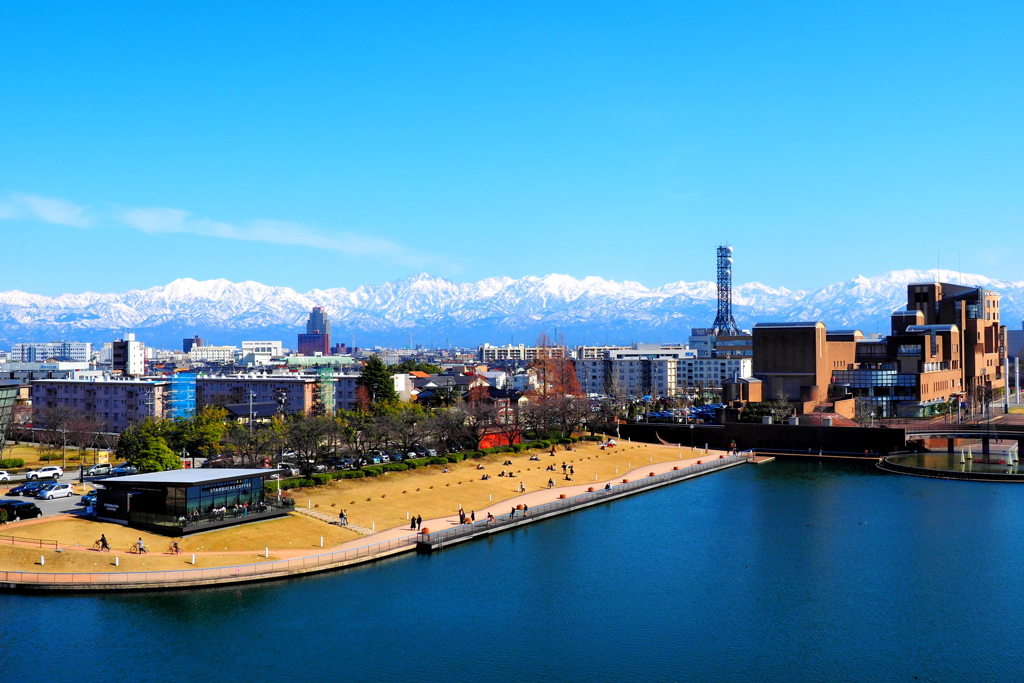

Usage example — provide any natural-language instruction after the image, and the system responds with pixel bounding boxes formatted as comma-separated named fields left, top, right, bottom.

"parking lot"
left=0, top=473, right=106, bottom=521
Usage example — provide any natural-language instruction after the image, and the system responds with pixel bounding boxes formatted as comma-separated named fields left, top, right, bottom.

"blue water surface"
left=4, top=459, right=1024, bottom=683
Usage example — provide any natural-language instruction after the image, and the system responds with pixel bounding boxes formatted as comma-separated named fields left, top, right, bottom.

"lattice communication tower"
left=712, top=245, right=740, bottom=335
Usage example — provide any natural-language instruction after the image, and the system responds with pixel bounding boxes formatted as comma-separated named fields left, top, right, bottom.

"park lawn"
left=0, top=543, right=293, bottom=573
left=1, top=511, right=359, bottom=556
left=293, top=439, right=711, bottom=532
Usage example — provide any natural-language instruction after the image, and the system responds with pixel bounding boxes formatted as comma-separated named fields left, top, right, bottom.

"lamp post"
left=690, top=423, right=695, bottom=450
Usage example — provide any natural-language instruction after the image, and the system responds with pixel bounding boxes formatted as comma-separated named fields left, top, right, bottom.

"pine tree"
left=357, top=355, right=399, bottom=407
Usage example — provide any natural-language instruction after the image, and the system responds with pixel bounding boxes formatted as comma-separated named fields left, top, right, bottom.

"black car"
left=0, top=500, right=43, bottom=520
left=9, top=481, right=47, bottom=497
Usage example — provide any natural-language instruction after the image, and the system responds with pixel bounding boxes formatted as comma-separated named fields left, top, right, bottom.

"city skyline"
left=1, top=3, right=1022, bottom=295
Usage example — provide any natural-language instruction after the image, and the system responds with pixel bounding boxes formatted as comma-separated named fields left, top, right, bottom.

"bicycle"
left=127, top=545, right=148, bottom=554
left=92, top=540, right=110, bottom=552
left=167, top=544, right=183, bottom=555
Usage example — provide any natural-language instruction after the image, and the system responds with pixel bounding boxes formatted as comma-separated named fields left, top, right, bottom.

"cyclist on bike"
left=136, top=537, right=147, bottom=554
left=171, top=541, right=180, bottom=554
left=99, top=534, right=110, bottom=552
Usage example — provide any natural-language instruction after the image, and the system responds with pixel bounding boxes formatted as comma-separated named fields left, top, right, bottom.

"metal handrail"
left=0, top=535, right=58, bottom=549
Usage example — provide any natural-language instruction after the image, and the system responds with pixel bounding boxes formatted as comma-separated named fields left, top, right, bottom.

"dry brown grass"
left=295, top=440, right=705, bottom=531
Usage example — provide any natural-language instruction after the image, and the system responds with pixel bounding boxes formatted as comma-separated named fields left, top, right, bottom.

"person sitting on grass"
left=477, top=463, right=485, bottom=470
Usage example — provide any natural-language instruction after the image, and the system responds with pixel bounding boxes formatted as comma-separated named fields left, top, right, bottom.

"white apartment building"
left=31, top=377, right=170, bottom=432
left=242, top=341, right=284, bottom=356
left=11, top=341, right=93, bottom=363
left=112, top=334, right=146, bottom=376
left=189, top=345, right=239, bottom=363
left=575, top=343, right=751, bottom=397
left=478, top=343, right=567, bottom=362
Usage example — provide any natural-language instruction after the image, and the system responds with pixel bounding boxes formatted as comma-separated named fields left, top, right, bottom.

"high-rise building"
left=183, top=336, right=204, bottom=353
left=112, top=333, right=146, bottom=376
left=298, top=306, right=331, bottom=356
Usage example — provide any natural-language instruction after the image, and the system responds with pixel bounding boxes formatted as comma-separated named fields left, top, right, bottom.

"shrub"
left=428, top=457, right=449, bottom=466
left=362, top=466, right=384, bottom=477
left=404, top=458, right=430, bottom=469
left=334, top=470, right=365, bottom=479
left=383, top=463, right=409, bottom=472
left=0, top=509, right=7, bottom=524
left=0, top=458, right=24, bottom=468
left=446, top=453, right=464, bottom=463
left=312, top=474, right=332, bottom=486
left=558, top=438, right=573, bottom=445
left=511, top=444, right=524, bottom=453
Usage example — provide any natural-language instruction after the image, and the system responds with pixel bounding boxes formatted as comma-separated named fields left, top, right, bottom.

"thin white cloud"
left=13, top=194, right=93, bottom=228
left=119, top=207, right=429, bottom=265
left=0, top=193, right=436, bottom=268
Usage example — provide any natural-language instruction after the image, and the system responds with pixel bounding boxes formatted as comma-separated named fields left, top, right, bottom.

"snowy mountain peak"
left=0, top=270, right=1019, bottom=348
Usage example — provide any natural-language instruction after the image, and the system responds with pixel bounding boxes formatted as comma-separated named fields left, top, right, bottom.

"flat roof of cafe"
left=97, top=468, right=288, bottom=486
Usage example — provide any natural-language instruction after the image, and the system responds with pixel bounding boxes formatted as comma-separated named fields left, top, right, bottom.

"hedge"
left=382, top=463, right=409, bottom=472
left=0, top=458, right=25, bottom=468
left=362, top=466, right=384, bottom=477
left=446, top=453, right=465, bottom=463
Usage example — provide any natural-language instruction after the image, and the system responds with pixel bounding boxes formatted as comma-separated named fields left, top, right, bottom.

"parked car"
left=111, top=463, right=138, bottom=476
left=275, top=462, right=300, bottom=477
left=10, top=481, right=48, bottom=497
left=86, top=463, right=112, bottom=476
left=38, top=482, right=75, bottom=500
left=0, top=471, right=9, bottom=482
left=80, top=490, right=98, bottom=507
left=0, top=500, right=43, bottom=520
left=25, top=466, right=63, bottom=480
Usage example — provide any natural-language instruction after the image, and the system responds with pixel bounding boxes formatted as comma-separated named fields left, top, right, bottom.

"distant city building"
left=478, top=343, right=567, bottom=362
left=111, top=333, right=146, bottom=377
left=183, top=336, right=204, bottom=353
left=575, top=344, right=750, bottom=397
left=299, top=306, right=331, bottom=356
left=0, top=361, right=93, bottom=383
left=242, top=341, right=283, bottom=356
left=188, top=345, right=238, bottom=363
left=0, top=380, right=18, bottom=445
left=10, top=341, right=93, bottom=363
left=31, top=377, right=170, bottom=432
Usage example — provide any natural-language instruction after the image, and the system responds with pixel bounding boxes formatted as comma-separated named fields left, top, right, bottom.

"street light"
left=690, top=423, right=695, bottom=450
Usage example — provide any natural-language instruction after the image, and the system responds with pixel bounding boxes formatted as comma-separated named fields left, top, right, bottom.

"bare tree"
left=769, top=390, right=794, bottom=424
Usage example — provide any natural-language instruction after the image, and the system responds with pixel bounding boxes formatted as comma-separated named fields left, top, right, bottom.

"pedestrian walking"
left=470, top=511, right=475, bottom=522
left=410, top=516, right=417, bottom=530
left=416, top=515, right=422, bottom=530
left=548, top=478, right=555, bottom=489
left=523, top=504, right=528, bottom=516
left=562, top=462, right=567, bottom=474
left=569, top=465, right=574, bottom=476
left=510, top=507, right=516, bottom=520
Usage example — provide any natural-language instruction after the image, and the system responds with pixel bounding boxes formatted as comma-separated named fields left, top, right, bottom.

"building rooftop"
left=97, top=468, right=287, bottom=486
left=753, top=322, right=823, bottom=329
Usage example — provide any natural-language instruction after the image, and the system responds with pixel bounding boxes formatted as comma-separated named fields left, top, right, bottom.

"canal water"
left=6, top=459, right=1024, bottom=682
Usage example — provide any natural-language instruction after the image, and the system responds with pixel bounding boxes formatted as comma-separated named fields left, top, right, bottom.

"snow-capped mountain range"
left=0, top=270, right=1020, bottom=350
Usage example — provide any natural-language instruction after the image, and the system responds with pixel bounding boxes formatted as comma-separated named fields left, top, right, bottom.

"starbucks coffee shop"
left=94, top=468, right=293, bottom=535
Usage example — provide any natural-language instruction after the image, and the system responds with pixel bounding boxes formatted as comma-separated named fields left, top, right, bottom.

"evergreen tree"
left=357, top=356, right=399, bottom=406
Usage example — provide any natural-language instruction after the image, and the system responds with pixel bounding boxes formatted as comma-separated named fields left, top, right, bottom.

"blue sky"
left=1, top=2, right=1022, bottom=295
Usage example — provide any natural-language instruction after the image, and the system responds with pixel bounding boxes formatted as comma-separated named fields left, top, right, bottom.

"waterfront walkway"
left=0, top=449, right=748, bottom=590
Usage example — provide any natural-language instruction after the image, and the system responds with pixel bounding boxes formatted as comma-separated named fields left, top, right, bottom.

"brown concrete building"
left=31, top=377, right=170, bottom=433
left=751, top=280, right=1007, bottom=418
left=751, top=322, right=859, bottom=412
left=904, top=282, right=1006, bottom=398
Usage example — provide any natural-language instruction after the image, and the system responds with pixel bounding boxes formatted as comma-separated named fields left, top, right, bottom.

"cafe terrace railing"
left=419, top=453, right=750, bottom=549
left=128, top=501, right=295, bottom=532
left=0, top=533, right=418, bottom=588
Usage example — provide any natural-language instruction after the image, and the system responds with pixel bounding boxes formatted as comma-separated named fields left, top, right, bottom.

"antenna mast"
left=712, top=244, right=740, bottom=335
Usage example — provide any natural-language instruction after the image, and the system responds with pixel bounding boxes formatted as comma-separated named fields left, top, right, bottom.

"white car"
left=0, top=471, right=9, bottom=482
left=26, top=466, right=64, bottom=480
left=38, top=482, right=75, bottom=499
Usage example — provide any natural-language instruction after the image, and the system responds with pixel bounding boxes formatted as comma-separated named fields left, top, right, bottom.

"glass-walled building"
left=95, top=468, right=291, bottom=535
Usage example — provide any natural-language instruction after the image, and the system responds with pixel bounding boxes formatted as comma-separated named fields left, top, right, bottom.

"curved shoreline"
left=0, top=452, right=745, bottom=592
